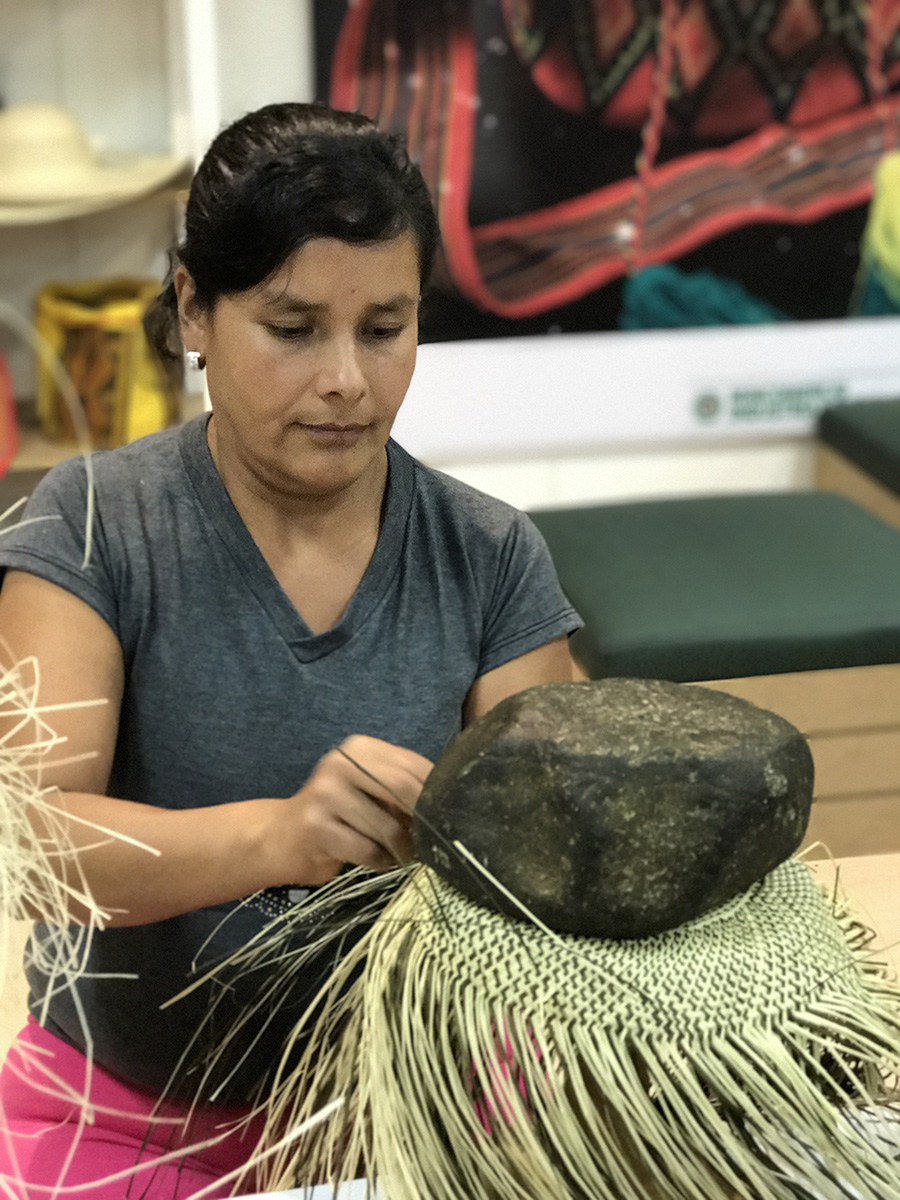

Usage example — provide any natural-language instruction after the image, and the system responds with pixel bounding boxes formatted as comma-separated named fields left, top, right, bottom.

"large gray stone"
left=414, top=679, right=813, bottom=938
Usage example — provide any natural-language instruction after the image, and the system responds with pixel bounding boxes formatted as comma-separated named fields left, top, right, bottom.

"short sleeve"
left=0, top=458, right=119, bottom=633
left=478, top=510, right=582, bottom=676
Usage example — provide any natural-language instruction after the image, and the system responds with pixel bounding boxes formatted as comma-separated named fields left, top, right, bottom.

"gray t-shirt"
left=0, top=414, right=581, bottom=1097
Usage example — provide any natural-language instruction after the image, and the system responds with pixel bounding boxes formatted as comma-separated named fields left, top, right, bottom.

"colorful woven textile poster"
left=315, top=1, right=900, bottom=338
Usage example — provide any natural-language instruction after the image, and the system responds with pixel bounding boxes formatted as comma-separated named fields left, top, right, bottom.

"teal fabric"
left=818, top=398, right=900, bottom=497
left=529, top=492, right=900, bottom=682
left=619, top=264, right=788, bottom=330
left=852, top=261, right=900, bottom=317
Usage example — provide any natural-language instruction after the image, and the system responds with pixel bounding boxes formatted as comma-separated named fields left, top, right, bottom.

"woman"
left=0, top=102, right=580, bottom=1197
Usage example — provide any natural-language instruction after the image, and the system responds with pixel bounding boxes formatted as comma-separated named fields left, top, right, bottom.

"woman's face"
left=182, top=232, right=421, bottom=500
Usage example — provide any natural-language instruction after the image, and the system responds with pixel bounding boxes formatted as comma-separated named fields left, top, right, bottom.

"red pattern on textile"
left=501, top=0, right=900, bottom=133
left=331, top=0, right=900, bottom=317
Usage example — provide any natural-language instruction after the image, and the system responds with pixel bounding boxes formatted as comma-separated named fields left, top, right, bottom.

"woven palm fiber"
left=0, top=648, right=115, bottom=1112
left=211, top=856, right=900, bottom=1200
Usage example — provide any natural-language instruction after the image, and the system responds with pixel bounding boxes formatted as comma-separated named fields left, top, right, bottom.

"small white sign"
left=689, top=380, right=850, bottom=430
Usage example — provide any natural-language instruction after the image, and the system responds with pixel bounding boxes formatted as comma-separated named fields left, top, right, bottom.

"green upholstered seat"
left=529, top=492, right=900, bottom=682
left=818, top=398, right=900, bottom=496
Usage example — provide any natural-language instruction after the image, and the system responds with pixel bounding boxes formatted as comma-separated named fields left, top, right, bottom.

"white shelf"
left=0, top=0, right=315, bottom=405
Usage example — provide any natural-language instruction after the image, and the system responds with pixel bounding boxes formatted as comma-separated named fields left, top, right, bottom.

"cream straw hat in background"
left=0, top=103, right=189, bottom=224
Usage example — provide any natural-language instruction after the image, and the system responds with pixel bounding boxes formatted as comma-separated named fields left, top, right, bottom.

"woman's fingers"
left=337, top=734, right=433, bottom=816
left=317, top=818, right=406, bottom=875
left=333, top=787, right=416, bottom=865
left=292, top=736, right=433, bottom=876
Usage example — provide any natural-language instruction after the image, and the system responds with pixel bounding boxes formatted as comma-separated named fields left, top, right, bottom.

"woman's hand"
left=269, top=734, right=433, bottom=886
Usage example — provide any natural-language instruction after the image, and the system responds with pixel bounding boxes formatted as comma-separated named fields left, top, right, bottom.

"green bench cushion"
left=529, top=492, right=900, bottom=682
left=818, top=398, right=900, bottom=496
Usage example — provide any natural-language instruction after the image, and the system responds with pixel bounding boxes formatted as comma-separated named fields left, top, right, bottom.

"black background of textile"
left=314, top=0, right=868, bottom=342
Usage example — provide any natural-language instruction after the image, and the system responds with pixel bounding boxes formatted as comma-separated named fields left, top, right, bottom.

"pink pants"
left=0, top=1018, right=264, bottom=1199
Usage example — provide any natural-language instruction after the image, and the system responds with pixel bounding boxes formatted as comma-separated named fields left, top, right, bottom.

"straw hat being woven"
left=170, top=681, right=900, bottom=1199
left=0, top=103, right=188, bottom=225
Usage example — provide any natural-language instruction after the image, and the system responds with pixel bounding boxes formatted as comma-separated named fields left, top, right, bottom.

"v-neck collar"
left=179, top=415, right=414, bottom=662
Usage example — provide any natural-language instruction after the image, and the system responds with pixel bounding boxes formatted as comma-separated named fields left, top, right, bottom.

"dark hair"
left=146, top=102, right=440, bottom=361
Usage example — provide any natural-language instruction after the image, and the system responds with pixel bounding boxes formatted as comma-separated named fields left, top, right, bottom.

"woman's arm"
left=462, top=635, right=575, bottom=725
left=0, top=571, right=429, bottom=928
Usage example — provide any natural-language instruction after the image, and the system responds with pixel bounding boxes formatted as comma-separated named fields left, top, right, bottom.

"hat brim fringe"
left=210, top=865, right=900, bottom=1200
left=0, top=158, right=189, bottom=226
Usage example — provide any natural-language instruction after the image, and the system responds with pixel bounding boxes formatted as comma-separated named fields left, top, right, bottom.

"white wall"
left=216, top=0, right=315, bottom=126
left=0, top=0, right=172, bottom=153
left=436, top=438, right=817, bottom=512
left=394, top=319, right=900, bottom=507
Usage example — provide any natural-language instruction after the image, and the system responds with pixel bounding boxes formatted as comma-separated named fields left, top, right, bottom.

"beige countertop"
left=807, top=851, right=900, bottom=973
